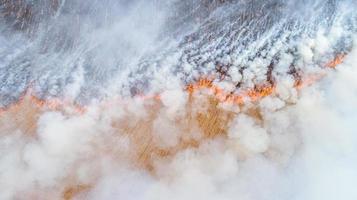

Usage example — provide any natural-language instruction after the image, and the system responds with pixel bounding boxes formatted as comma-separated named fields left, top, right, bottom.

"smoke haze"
left=0, top=0, right=357, bottom=199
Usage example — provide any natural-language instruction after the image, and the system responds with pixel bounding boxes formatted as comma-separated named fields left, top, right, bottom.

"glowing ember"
left=326, top=54, right=346, bottom=68
left=0, top=53, right=347, bottom=118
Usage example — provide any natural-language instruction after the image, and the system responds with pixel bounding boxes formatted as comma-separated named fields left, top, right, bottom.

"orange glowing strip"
left=186, top=53, right=347, bottom=104
left=326, top=54, right=346, bottom=68
left=186, top=79, right=275, bottom=105
left=294, top=73, right=326, bottom=89
left=0, top=53, right=347, bottom=114
left=0, top=93, right=86, bottom=116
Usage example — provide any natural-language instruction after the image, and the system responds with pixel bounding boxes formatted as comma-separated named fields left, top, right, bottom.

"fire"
left=186, top=78, right=275, bottom=105
left=326, top=53, right=346, bottom=68
left=0, top=92, right=85, bottom=116
left=0, top=53, right=348, bottom=199
left=0, top=53, right=347, bottom=119
left=294, top=73, right=326, bottom=89
left=184, top=53, right=346, bottom=104
left=294, top=53, right=347, bottom=89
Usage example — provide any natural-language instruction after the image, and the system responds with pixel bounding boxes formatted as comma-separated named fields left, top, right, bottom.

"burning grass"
left=0, top=52, right=347, bottom=199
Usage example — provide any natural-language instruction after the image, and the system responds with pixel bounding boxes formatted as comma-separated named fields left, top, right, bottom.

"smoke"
left=0, top=0, right=357, bottom=199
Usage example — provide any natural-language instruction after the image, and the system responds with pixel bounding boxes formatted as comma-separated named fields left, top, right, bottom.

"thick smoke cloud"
left=0, top=0, right=357, bottom=200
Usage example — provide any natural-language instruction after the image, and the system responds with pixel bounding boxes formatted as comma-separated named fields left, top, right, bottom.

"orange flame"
left=0, top=53, right=348, bottom=199
left=186, top=79, right=275, bottom=105
left=0, top=93, right=86, bottom=116
left=0, top=53, right=347, bottom=116
left=186, top=53, right=347, bottom=104
left=326, top=53, right=346, bottom=68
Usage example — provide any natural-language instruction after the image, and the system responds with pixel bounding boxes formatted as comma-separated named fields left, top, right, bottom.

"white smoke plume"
left=0, top=0, right=357, bottom=199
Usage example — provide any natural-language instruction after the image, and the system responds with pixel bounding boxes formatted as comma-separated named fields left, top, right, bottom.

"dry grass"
left=0, top=93, right=239, bottom=199
left=0, top=95, right=42, bottom=136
